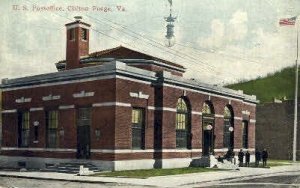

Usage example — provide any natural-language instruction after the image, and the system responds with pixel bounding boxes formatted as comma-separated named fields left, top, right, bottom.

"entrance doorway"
left=202, top=120, right=214, bottom=156
left=224, top=105, right=234, bottom=150
left=77, top=107, right=91, bottom=159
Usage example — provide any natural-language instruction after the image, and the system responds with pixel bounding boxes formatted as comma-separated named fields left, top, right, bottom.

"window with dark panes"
left=131, top=108, right=145, bottom=149
left=176, top=98, right=190, bottom=149
left=19, top=112, right=30, bottom=147
left=242, top=121, right=249, bottom=148
left=81, top=28, right=87, bottom=40
left=78, top=108, right=91, bottom=126
left=69, top=28, right=75, bottom=40
left=46, top=111, right=58, bottom=148
left=223, top=106, right=233, bottom=148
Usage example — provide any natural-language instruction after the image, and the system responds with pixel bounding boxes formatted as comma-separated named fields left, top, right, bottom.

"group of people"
left=224, top=148, right=269, bottom=167
left=255, top=149, right=269, bottom=167
left=237, top=149, right=251, bottom=167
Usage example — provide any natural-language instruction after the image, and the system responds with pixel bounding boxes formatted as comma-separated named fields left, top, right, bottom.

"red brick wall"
left=234, top=119, right=243, bottom=149
left=91, top=106, right=115, bottom=149
left=114, top=106, right=131, bottom=149
left=214, top=117, right=224, bottom=148
left=29, top=110, right=46, bottom=148
left=2, top=79, right=116, bottom=110
left=115, top=78, right=155, bottom=150
left=59, top=109, right=76, bottom=148
left=1, top=76, right=256, bottom=160
left=66, top=26, right=89, bottom=69
left=2, top=113, right=18, bottom=147
left=191, top=114, right=202, bottom=149
left=1, top=78, right=117, bottom=159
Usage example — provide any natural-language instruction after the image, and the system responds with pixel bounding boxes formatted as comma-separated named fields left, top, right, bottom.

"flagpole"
left=292, top=17, right=299, bottom=162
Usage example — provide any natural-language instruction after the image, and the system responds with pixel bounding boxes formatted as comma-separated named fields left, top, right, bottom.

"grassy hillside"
left=226, top=66, right=299, bottom=103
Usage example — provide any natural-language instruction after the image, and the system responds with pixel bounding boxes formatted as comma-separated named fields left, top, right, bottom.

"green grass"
left=92, top=167, right=226, bottom=178
left=246, top=160, right=294, bottom=168
left=268, top=159, right=295, bottom=163
left=266, top=159, right=300, bottom=167
left=226, top=66, right=299, bottom=103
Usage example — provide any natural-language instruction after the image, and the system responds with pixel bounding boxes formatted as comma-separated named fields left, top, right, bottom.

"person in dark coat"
left=224, top=149, right=234, bottom=163
left=255, top=150, right=261, bottom=167
left=245, top=151, right=250, bottom=167
left=262, top=149, right=268, bottom=167
left=231, top=150, right=236, bottom=165
left=238, top=149, right=244, bottom=167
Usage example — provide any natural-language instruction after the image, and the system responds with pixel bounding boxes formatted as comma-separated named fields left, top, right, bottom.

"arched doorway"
left=202, top=101, right=215, bottom=156
left=224, top=105, right=234, bottom=150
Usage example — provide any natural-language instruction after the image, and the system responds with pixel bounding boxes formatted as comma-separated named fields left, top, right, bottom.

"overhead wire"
left=24, top=0, right=244, bottom=82
left=84, top=14, right=239, bottom=82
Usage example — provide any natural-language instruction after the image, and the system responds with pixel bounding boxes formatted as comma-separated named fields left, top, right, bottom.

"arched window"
left=202, top=102, right=212, bottom=114
left=223, top=106, right=234, bottom=149
left=224, top=106, right=232, bottom=118
left=176, top=98, right=190, bottom=148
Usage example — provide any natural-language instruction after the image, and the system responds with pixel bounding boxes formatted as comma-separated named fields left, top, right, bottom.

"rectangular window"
left=132, top=108, right=145, bottom=149
left=18, top=112, right=30, bottom=147
left=78, top=108, right=91, bottom=126
left=46, top=111, right=58, bottom=148
left=242, top=121, right=248, bottom=148
left=81, top=28, right=87, bottom=40
left=176, top=113, right=189, bottom=148
left=69, top=28, right=75, bottom=40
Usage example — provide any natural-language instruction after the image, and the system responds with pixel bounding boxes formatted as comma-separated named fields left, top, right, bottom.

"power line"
left=85, top=14, right=243, bottom=82
left=23, top=0, right=237, bottom=82
left=85, top=14, right=246, bottom=79
left=86, top=14, right=217, bottom=72
left=89, top=13, right=269, bottom=77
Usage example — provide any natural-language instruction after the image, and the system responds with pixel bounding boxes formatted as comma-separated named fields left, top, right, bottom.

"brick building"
left=0, top=19, right=258, bottom=171
left=256, top=100, right=300, bottom=160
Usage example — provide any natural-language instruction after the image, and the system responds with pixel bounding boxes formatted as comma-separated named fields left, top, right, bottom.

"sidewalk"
left=0, top=164, right=299, bottom=187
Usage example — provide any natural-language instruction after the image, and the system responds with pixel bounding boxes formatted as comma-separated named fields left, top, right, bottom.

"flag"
left=279, top=16, right=297, bottom=26
left=168, top=0, right=172, bottom=6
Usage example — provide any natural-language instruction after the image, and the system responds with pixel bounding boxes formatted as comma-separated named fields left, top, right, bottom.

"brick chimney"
left=65, top=17, right=91, bottom=69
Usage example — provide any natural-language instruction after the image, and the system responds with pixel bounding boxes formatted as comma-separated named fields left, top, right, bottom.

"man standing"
left=245, top=151, right=250, bottom=167
left=238, top=149, right=244, bottom=167
left=255, top=150, right=261, bottom=167
left=224, top=149, right=234, bottom=163
left=262, top=149, right=268, bottom=167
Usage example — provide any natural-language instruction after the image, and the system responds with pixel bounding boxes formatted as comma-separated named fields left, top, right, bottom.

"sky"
left=0, top=0, right=299, bottom=85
